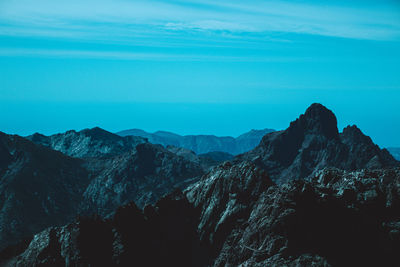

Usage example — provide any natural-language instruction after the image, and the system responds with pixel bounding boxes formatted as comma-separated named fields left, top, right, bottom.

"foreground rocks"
left=0, top=132, right=206, bottom=250
left=3, top=164, right=400, bottom=266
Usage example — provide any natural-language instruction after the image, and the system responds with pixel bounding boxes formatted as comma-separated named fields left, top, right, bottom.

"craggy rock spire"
left=237, top=103, right=398, bottom=184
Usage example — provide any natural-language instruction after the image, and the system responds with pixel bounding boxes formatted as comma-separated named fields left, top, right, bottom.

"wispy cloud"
left=0, top=47, right=313, bottom=62
left=0, top=0, right=399, bottom=42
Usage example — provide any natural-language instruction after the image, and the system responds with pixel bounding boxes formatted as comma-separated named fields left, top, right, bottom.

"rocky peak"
left=341, top=125, right=373, bottom=145
left=27, top=127, right=147, bottom=158
left=289, top=103, right=339, bottom=140
left=238, top=103, right=398, bottom=184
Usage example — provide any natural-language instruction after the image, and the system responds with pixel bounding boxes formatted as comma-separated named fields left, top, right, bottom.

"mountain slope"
left=236, top=103, right=399, bottom=184
left=117, top=128, right=275, bottom=155
left=80, top=143, right=205, bottom=216
left=0, top=132, right=89, bottom=250
left=0, top=130, right=207, bottom=250
left=5, top=165, right=400, bottom=266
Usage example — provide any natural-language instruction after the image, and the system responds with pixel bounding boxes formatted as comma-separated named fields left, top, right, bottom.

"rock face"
left=117, top=128, right=275, bottom=155
left=388, top=147, right=400, bottom=161
left=27, top=127, right=147, bottom=158
left=4, top=164, right=400, bottom=266
left=0, top=132, right=89, bottom=250
left=0, top=192, right=207, bottom=267
left=198, top=151, right=234, bottom=163
left=0, top=131, right=206, bottom=250
left=81, top=143, right=205, bottom=216
left=237, top=103, right=399, bottom=184
left=197, top=166, right=400, bottom=266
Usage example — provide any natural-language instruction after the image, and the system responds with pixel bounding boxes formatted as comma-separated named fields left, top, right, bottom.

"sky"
left=0, top=0, right=399, bottom=147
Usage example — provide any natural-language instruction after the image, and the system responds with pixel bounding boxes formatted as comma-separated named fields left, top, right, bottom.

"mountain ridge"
left=117, top=128, right=275, bottom=155
left=236, top=103, right=398, bottom=184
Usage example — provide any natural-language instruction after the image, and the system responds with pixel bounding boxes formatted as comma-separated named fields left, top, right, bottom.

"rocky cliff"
left=4, top=165, right=400, bottom=266
left=237, top=103, right=398, bottom=184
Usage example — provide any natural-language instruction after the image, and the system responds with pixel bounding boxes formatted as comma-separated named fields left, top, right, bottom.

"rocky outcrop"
left=4, top=164, right=400, bottom=266
left=27, top=127, right=147, bottom=158
left=203, top=167, right=400, bottom=266
left=0, top=192, right=206, bottom=267
left=237, top=103, right=399, bottom=184
left=117, top=128, right=275, bottom=155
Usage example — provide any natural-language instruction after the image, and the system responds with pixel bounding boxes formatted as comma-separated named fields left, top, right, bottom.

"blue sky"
left=0, top=0, right=399, bottom=147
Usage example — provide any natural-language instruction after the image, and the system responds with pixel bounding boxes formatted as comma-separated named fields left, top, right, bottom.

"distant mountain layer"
left=116, top=128, right=275, bottom=155
left=388, top=147, right=400, bottom=160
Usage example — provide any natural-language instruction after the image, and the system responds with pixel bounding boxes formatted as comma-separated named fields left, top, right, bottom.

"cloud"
left=0, top=47, right=310, bottom=62
left=0, top=0, right=399, bottom=42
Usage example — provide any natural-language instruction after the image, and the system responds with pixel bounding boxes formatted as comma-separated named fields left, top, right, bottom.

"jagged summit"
left=237, top=103, right=398, bottom=184
left=287, top=103, right=339, bottom=139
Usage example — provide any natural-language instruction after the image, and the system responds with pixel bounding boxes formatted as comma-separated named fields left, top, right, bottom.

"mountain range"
left=117, top=128, right=275, bottom=155
left=0, top=103, right=399, bottom=266
left=236, top=103, right=398, bottom=184
left=388, top=147, right=400, bottom=161
left=0, top=129, right=206, bottom=250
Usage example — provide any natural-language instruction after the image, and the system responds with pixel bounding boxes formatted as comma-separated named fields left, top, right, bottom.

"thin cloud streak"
left=0, top=0, right=399, bottom=41
left=0, top=48, right=312, bottom=62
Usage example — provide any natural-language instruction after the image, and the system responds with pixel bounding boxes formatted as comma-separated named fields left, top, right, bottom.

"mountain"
left=0, top=132, right=89, bottom=250
left=236, top=103, right=399, bottom=184
left=80, top=143, right=204, bottom=216
left=117, top=128, right=275, bottom=155
left=186, top=164, right=400, bottom=266
left=4, top=165, right=400, bottom=266
left=388, top=147, right=400, bottom=161
left=0, top=130, right=206, bottom=250
left=2, top=103, right=400, bottom=266
left=27, top=127, right=147, bottom=158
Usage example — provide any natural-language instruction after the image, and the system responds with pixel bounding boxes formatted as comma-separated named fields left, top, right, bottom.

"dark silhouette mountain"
left=0, top=132, right=89, bottom=251
left=27, top=127, right=147, bottom=158
left=117, top=128, right=275, bottom=155
left=4, top=165, right=400, bottom=266
left=236, top=103, right=399, bottom=184
left=388, top=147, right=400, bottom=161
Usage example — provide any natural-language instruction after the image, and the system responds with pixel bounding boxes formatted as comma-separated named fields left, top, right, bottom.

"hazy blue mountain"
left=388, top=147, right=400, bottom=160
left=117, top=128, right=275, bottom=155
